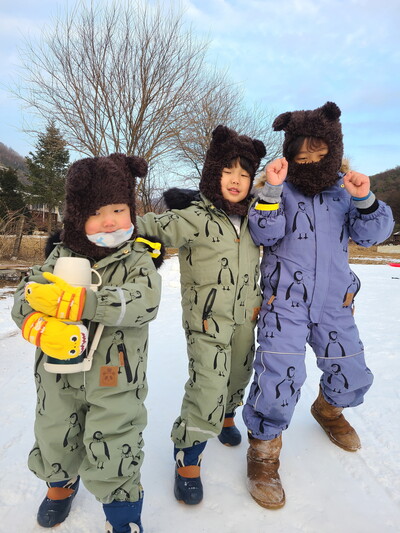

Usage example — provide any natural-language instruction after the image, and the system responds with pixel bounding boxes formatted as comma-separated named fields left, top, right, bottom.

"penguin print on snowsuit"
left=12, top=153, right=164, bottom=531
left=243, top=102, right=394, bottom=442
left=137, top=125, right=266, bottom=505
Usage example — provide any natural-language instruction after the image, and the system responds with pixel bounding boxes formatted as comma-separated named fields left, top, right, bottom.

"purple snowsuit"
left=242, top=176, right=394, bottom=440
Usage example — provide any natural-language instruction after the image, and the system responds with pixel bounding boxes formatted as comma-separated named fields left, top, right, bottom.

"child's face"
left=294, top=139, right=329, bottom=164
left=85, top=203, right=132, bottom=235
left=220, top=162, right=251, bottom=203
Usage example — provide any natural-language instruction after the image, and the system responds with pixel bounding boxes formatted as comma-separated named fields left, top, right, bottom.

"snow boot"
left=246, top=434, right=285, bottom=509
left=103, top=499, right=143, bottom=533
left=218, top=414, right=242, bottom=446
left=37, top=476, right=80, bottom=528
left=311, top=387, right=361, bottom=452
left=174, top=441, right=206, bottom=505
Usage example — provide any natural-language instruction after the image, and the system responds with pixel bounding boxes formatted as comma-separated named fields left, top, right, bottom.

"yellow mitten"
left=25, top=272, right=86, bottom=321
left=22, top=311, right=88, bottom=360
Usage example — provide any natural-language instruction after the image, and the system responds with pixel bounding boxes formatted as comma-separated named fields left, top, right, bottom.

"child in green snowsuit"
left=137, top=125, right=266, bottom=504
left=12, top=154, right=163, bottom=533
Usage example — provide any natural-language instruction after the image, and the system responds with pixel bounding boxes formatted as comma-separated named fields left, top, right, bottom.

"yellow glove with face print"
left=22, top=312, right=88, bottom=360
left=25, top=272, right=86, bottom=321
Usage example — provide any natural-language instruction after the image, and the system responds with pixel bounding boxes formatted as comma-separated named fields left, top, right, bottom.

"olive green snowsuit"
left=138, top=194, right=261, bottom=448
left=11, top=239, right=161, bottom=503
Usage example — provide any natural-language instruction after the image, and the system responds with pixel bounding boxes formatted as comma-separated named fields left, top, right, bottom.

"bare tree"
left=14, top=0, right=281, bottom=207
left=15, top=0, right=212, bottom=202
left=171, top=69, right=282, bottom=186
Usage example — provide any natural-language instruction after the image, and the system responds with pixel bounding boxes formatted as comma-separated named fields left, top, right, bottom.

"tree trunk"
left=12, top=216, right=25, bottom=259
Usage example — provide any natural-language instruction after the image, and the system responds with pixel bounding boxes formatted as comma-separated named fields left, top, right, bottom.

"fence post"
left=11, top=216, right=25, bottom=259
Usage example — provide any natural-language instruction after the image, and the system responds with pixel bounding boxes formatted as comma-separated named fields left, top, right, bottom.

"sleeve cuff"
left=352, top=192, right=376, bottom=210
left=257, top=182, right=283, bottom=203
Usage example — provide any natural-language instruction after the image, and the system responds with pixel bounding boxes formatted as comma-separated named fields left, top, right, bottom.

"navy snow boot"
left=218, top=414, right=242, bottom=446
left=174, top=441, right=206, bottom=505
left=103, top=499, right=143, bottom=533
left=37, top=476, right=80, bottom=528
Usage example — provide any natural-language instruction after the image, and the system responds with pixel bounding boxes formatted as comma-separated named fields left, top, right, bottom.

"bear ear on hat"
left=66, top=157, right=97, bottom=192
left=211, top=125, right=231, bottom=143
left=272, top=112, right=292, bottom=132
left=253, top=139, right=266, bottom=159
left=321, top=101, right=341, bottom=121
left=126, top=156, right=148, bottom=178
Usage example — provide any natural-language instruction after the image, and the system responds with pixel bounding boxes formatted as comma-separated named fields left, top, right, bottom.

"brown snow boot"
left=246, top=434, right=285, bottom=509
left=311, top=387, right=361, bottom=452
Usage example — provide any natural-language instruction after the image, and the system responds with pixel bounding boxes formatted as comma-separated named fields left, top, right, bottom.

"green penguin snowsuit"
left=11, top=239, right=161, bottom=504
left=138, top=193, right=262, bottom=448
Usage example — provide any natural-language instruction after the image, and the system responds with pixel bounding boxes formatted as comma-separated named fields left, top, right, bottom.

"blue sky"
left=1, top=0, right=399, bottom=175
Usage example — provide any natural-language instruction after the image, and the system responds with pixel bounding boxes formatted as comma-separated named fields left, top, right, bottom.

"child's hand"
left=343, top=171, right=370, bottom=198
left=22, top=311, right=88, bottom=360
left=25, top=272, right=86, bottom=321
left=265, top=158, right=288, bottom=185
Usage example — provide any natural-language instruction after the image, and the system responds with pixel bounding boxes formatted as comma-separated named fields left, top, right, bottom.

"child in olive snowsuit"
left=12, top=154, right=163, bottom=533
left=242, top=102, right=394, bottom=510
left=137, top=125, right=266, bottom=504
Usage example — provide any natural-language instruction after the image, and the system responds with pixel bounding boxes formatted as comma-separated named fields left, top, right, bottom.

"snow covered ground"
left=0, top=256, right=399, bottom=532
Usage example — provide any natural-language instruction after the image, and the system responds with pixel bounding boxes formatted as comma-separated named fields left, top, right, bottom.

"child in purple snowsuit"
left=242, top=102, right=394, bottom=510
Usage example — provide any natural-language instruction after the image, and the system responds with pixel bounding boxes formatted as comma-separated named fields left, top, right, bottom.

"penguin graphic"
left=106, top=330, right=133, bottom=383
left=49, top=463, right=69, bottom=480
left=327, top=363, right=349, bottom=393
left=207, top=394, right=225, bottom=425
left=275, top=366, right=296, bottom=407
left=285, top=271, right=308, bottom=307
left=204, top=212, right=223, bottom=242
left=260, top=301, right=281, bottom=338
left=237, top=274, right=249, bottom=306
left=228, top=388, right=244, bottom=407
left=324, top=331, right=346, bottom=357
left=343, top=271, right=360, bottom=308
left=63, top=412, right=82, bottom=451
left=185, top=234, right=199, bottom=266
left=292, top=201, right=314, bottom=239
left=243, top=343, right=255, bottom=371
left=188, top=357, right=197, bottom=386
left=213, top=345, right=228, bottom=376
left=133, top=348, right=145, bottom=384
left=264, top=247, right=281, bottom=304
left=138, top=267, right=152, bottom=288
left=155, top=212, right=180, bottom=230
left=217, top=257, right=234, bottom=290
left=34, top=372, right=46, bottom=415
left=202, top=288, right=220, bottom=337
left=89, top=431, right=111, bottom=469
left=189, top=286, right=198, bottom=311
left=118, top=444, right=139, bottom=477
left=184, top=321, right=195, bottom=345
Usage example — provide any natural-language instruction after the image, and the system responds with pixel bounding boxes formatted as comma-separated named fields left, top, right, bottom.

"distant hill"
left=370, top=166, right=400, bottom=228
left=0, top=142, right=29, bottom=183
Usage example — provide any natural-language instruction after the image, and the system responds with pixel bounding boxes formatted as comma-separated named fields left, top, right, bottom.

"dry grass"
left=1, top=237, right=399, bottom=269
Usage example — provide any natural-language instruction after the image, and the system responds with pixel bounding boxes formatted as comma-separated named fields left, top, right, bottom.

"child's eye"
left=114, top=208, right=125, bottom=213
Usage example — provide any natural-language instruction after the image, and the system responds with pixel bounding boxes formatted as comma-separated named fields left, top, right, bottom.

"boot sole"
left=250, top=491, right=286, bottom=510
left=311, top=405, right=361, bottom=452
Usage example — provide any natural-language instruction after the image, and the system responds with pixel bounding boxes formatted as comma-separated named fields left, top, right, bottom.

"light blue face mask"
left=86, top=224, right=134, bottom=248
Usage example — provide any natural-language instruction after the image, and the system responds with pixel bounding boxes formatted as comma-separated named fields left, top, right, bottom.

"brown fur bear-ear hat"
left=273, top=101, right=343, bottom=163
left=273, top=102, right=344, bottom=196
left=199, top=125, right=266, bottom=215
left=62, top=153, right=147, bottom=260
